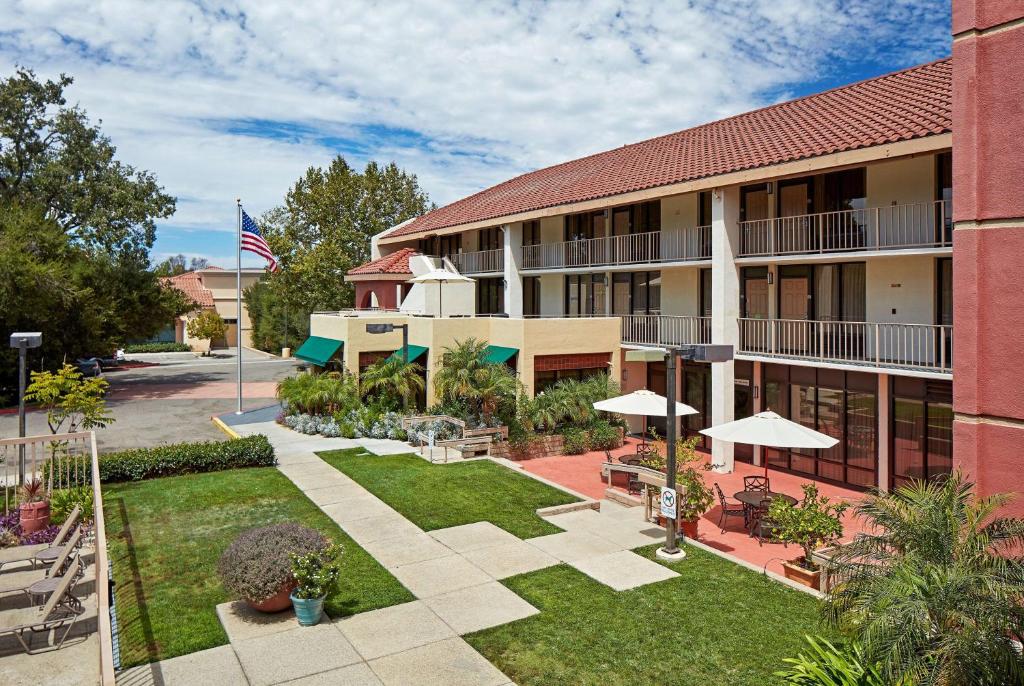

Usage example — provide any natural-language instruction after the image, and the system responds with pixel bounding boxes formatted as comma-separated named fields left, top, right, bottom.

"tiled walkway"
left=121, top=418, right=680, bottom=685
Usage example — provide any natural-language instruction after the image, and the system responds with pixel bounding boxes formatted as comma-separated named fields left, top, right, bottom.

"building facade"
left=317, top=45, right=1019, bottom=502
left=162, top=267, right=264, bottom=349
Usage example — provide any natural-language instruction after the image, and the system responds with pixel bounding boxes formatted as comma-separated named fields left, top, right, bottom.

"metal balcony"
left=522, top=226, right=711, bottom=270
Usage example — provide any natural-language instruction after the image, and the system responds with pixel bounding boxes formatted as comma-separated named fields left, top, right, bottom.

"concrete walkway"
left=120, top=416, right=680, bottom=685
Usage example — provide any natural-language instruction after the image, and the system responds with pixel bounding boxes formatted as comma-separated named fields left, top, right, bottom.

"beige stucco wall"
left=866, top=155, right=936, bottom=208
left=538, top=274, right=563, bottom=316
left=865, top=254, right=938, bottom=325
left=660, top=266, right=701, bottom=316
left=196, top=270, right=263, bottom=347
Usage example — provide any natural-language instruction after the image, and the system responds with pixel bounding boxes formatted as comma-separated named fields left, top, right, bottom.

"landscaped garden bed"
left=318, top=448, right=578, bottom=538
left=103, top=466, right=413, bottom=667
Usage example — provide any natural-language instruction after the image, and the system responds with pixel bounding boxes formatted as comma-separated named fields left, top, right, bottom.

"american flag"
left=241, top=210, right=278, bottom=272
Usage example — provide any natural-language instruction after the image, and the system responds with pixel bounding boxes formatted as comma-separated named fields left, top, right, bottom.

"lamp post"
left=658, top=343, right=734, bottom=561
left=9, top=332, right=42, bottom=485
left=366, top=323, right=411, bottom=410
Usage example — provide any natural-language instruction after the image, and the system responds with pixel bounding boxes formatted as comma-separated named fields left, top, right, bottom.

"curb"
left=211, top=416, right=241, bottom=439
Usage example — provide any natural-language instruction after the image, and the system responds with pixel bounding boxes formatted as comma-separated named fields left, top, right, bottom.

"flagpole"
left=236, top=198, right=243, bottom=415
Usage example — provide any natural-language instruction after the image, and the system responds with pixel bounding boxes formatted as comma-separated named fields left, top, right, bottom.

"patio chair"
left=714, top=483, right=746, bottom=533
left=0, top=530, right=83, bottom=598
left=749, top=498, right=785, bottom=547
left=743, top=476, right=769, bottom=493
left=0, top=505, right=81, bottom=573
left=0, top=559, right=85, bottom=653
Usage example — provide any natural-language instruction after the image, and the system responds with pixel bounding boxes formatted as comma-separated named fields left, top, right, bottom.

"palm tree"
left=472, top=364, right=520, bottom=423
left=360, top=357, right=424, bottom=411
left=433, top=338, right=490, bottom=403
left=824, top=472, right=1024, bottom=685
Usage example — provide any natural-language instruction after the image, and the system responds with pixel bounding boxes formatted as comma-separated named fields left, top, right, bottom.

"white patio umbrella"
left=409, top=269, right=473, bottom=317
left=593, top=389, right=698, bottom=448
left=699, top=410, right=838, bottom=479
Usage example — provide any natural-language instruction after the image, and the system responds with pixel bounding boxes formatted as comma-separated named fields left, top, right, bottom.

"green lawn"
left=465, top=545, right=828, bottom=686
left=104, top=467, right=413, bottom=668
left=319, top=449, right=578, bottom=538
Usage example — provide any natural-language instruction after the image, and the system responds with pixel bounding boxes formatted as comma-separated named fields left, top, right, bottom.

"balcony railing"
left=522, top=226, right=711, bottom=270
left=738, top=200, right=951, bottom=257
left=0, top=431, right=115, bottom=684
left=621, top=315, right=711, bottom=347
left=444, top=249, right=503, bottom=274
left=737, top=318, right=952, bottom=373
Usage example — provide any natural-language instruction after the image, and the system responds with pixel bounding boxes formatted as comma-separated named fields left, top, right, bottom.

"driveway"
left=0, top=348, right=297, bottom=452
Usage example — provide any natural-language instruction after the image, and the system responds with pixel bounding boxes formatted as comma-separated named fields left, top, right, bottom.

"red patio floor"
left=521, top=438, right=868, bottom=576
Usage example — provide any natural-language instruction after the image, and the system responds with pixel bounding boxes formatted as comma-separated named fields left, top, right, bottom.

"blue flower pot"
left=289, top=591, right=324, bottom=626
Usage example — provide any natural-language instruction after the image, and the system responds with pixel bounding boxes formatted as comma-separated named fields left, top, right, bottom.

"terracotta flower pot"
left=782, top=560, right=821, bottom=590
left=679, top=518, right=699, bottom=540
left=248, top=580, right=297, bottom=613
left=19, top=501, right=50, bottom=535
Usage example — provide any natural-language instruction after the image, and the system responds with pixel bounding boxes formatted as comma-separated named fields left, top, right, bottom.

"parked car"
left=76, top=358, right=103, bottom=377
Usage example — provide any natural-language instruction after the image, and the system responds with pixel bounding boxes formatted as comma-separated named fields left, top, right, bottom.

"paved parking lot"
left=0, top=348, right=297, bottom=451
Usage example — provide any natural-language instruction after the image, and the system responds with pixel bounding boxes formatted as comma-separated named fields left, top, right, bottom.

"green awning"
left=483, top=345, right=518, bottom=365
left=294, top=336, right=343, bottom=366
left=387, top=344, right=428, bottom=363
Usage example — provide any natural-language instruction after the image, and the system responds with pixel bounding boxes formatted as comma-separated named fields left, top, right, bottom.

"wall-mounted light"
left=767, top=271, right=774, bottom=285
left=766, top=182, right=774, bottom=194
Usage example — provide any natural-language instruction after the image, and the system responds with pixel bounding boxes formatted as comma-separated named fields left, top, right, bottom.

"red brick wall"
left=534, top=353, right=612, bottom=372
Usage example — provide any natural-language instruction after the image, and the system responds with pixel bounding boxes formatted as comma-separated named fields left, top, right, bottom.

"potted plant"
left=768, top=483, right=849, bottom=590
left=19, top=478, right=50, bottom=534
left=218, top=523, right=329, bottom=613
left=639, top=436, right=713, bottom=537
left=289, top=544, right=343, bottom=626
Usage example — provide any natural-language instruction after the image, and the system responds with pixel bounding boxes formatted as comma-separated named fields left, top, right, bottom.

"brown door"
left=779, top=278, right=810, bottom=352
left=743, top=277, right=770, bottom=351
left=779, top=181, right=812, bottom=252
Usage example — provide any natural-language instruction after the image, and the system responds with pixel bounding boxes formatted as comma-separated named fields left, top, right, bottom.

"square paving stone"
left=118, top=645, right=247, bottom=686
left=368, top=637, right=510, bottom=686
left=424, top=581, right=539, bottom=634
left=233, top=623, right=361, bottom=686
left=216, top=601, right=309, bottom=643
left=568, top=550, right=679, bottom=591
left=428, top=522, right=520, bottom=553
left=278, top=663, right=383, bottom=685
left=321, top=496, right=395, bottom=524
left=303, top=483, right=370, bottom=507
left=542, top=508, right=603, bottom=532
left=360, top=533, right=456, bottom=569
left=337, top=600, right=455, bottom=660
left=526, top=530, right=622, bottom=563
left=589, top=521, right=665, bottom=550
left=460, top=541, right=558, bottom=579
left=341, top=514, right=424, bottom=546
left=388, top=555, right=492, bottom=598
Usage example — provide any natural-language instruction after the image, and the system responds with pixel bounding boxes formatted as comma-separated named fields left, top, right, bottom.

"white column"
left=711, top=186, right=741, bottom=473
left=877, top=372, right=890, bottom=492
left=504, top=223, right=523, bottom=317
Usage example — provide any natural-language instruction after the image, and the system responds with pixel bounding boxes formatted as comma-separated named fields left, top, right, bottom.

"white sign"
left=660, top=486, right=677, bottom=520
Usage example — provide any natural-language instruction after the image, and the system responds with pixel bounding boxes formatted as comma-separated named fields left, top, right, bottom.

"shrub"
left=43, top=435, right=275, bottom=485
left=124, top=342, right=191, bottom=353
left=218, top=524, right=328, bottom=604
left=777, top=636, right=892, bottom=686
left=561, top=427, right=590, bottom=455
left=50, top=485, right=94, bottom=523
left=587, top=420, right=622, bottom=451
left=277, top=373, right=360, bottom=417
left=769, top=483, right=848, bottom=570
left=291, top=544, right=343, bottom=600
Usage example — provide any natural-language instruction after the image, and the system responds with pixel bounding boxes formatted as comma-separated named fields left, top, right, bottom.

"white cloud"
left=0, top=0, right=949, bottom=260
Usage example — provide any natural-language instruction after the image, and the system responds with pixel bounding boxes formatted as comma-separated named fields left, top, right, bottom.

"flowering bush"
left=218, top=523, right=329, bottom=605
left=290, top=544, right=343, bottom=600
left=0, top=510, right=61, bottom=547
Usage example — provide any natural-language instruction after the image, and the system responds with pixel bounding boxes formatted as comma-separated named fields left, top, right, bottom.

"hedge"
left=43, top=435, right=276, bottom=485
left=124, top=342, right=192, bottom=353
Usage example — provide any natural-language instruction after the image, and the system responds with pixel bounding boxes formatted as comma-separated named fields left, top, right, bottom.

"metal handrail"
left=620, top=315, right=712, bottom=347
left=738, top=200, right=951, bottom=257
left=521, top=226, right=711, bottom=269
left=737, top=318, right=953, bottom=372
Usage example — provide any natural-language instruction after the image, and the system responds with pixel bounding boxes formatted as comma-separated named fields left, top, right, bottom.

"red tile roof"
left=347, top=247, right=419, bottom=275
left=388, top=58, right=951, bottom=239
left=162, top=271, right=214, bottom=308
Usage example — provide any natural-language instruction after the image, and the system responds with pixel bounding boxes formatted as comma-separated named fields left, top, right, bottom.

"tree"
left=154, top=254, right=209, bottom=276
left=244, top=158, right=432, bottom=353
left=359, top=356, right=425, bottom=411
left=824, top=473, right=1024, bottom=685
left=0, top=68, right=188, bottom=398
left=24, top=363, right=114, bottom=435
left=433, top=338, right=521, bottom=424
left=186, top=310, right=228, bottom=354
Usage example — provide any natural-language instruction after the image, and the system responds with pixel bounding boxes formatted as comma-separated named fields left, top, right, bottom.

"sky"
left=0, top=0, right=951, bottom=269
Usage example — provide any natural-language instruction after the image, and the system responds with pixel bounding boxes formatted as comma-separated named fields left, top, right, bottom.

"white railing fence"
left=445, top=249, right=503, bottom=274
left=739, top=200, right=951, bottom=256
left=522, top=226, right=710, bottom=269
left=0, top=431, right=115, bottom=684
left=737, top=318, right=952, bottom=372
left=621, top=315, right=711, bottom=347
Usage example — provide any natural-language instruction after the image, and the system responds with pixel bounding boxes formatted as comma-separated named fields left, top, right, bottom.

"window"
left=822, top=168, right=866, bottom=212
left=628, top=271, right=661, bottom=315
left=699, top=191, right=713, bottom=227
left=936, top=257, right=953, bottom=366
left=523, top=220, right=541, bottom=246
left=892, top=377, right=953, bottom=488
left=936, top=152, right=953, bottom=242
left=564, top=274, right=607, bottom=316
left=438, top=233, right=461, bottom=256
left=476, top=277, right=503, bottom=315
left=700, top=268, right=712, bottom=317
left=478, top=227, right=503, bottom=251
left=564, top=211, right=605, bottom=241
left=523, top=277, right=540, bottom=316
left=814, top=263, right=865, bottom=322
left=632, top=201, right=661, bottom=234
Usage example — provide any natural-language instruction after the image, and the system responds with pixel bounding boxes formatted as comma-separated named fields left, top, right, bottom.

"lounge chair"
left=0, top=530, right=83, bottom=598
left=0, top=560, right=84, bottom=653
left=0, top=505, right=81, bottom=572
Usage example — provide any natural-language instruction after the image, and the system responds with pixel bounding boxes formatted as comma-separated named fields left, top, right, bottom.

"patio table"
left=733, top=490, right=798, bottom=508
